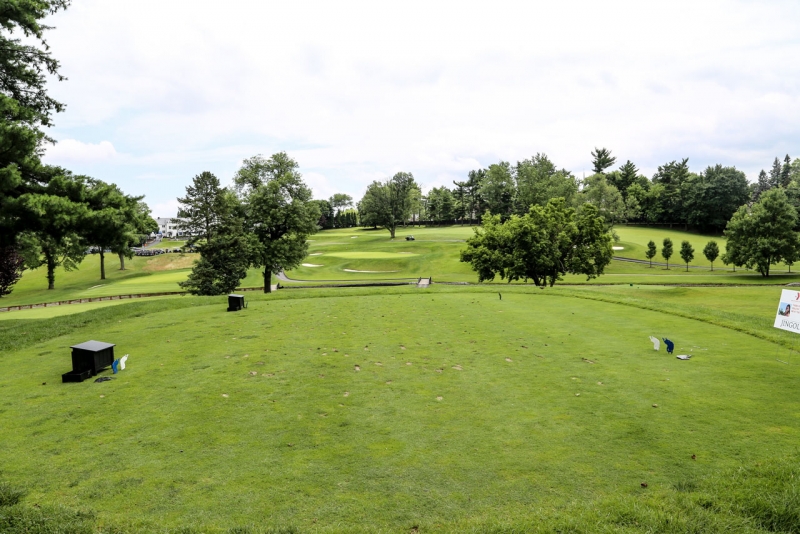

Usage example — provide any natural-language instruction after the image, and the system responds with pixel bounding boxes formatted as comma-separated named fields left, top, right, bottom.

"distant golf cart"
left=405, top=235, right=415, bottom=241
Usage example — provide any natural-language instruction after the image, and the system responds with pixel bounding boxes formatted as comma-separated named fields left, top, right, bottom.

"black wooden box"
left=227, top=294, right=246, bottom=312
left=62, top=340, right=115, bottom=383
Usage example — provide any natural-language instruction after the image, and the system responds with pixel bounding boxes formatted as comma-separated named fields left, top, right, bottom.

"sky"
left=39, top=0, right=800, bottom=217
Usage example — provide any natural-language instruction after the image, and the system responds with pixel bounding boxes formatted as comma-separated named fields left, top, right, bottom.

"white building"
left=155, top=217, right=189, bottom=238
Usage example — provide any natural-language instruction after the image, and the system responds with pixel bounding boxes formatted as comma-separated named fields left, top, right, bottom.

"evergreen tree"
left=179, top=216, right=256, bottom=296
left=0, top=1, right=70, bottom=249
left=0, top=247, right=25, bottom=297
left=17, top=170, right=88, bottom=290
left=769, top=157, right=783, bottom=189
left=781, top=154, right=792, bottom=188
left=753, top=169, right=771, bottom=202
left=177, top=172, right=230, bottom=245
left=608, top=160, right=638, bottom=198
left=591, top=148, right=616, bottom=174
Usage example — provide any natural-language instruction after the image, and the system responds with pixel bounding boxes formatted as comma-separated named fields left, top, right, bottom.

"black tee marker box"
left=62, top=340, right=116, bottom=383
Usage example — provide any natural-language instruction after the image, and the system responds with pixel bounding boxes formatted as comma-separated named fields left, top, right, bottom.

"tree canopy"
left=723, top=188, right=799, bottom=276
left=460, top=198, right=612, bottom=287
left=244, top=153, right=320, bottom=292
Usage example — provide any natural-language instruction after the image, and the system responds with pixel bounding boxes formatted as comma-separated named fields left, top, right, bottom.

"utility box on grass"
left=227, top=294, right=246, bottom=312
left=62, top=340, right=115, bottom=383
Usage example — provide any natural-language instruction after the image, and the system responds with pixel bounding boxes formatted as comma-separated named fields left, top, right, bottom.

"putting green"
left=321, top=251, right=420, bottom=259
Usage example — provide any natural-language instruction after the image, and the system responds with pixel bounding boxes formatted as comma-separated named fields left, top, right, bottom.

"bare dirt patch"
left=143, top=254, right=197, bottom=272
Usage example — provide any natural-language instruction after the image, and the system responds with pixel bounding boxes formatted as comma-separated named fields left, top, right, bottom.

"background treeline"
left=355, top=148, right=800, bottom=233
left=0, top=3, right=157, bottom=297
left=312, top=193, right=359, bottom=229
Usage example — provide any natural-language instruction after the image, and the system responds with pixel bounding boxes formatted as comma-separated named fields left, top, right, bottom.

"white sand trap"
left=343, top=269, right=399, bottom=273
left=302, top=263, right=323, bottom=267
left=309, top=253, right=323, bottom=256
left=350, top=236, right=358, bottom=238
left=612, top=246, right=624, bottom=250
left=398, top=252, right=413, bottom=254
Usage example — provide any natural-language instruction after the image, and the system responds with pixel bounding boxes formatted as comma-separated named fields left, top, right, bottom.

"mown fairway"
left=286, top=225, right=800, bottom=285
left=5, top=224, right=800, bottom=312
left=2, top=285, right=799, bottom=532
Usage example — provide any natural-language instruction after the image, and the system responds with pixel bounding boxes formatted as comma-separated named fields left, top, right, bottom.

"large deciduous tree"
left=652, top=159, right=690, bottom=225
left=514, top=153, right=578, bottom=213
left=723, top=188, right=800, bottom=277
left=460, top=198, right=612, bottom=287
left=239, top=152, right=320, bottom=293
left=682, top=165, right=749, bottom=232
left=480, top=162, right=514, bottom=217
left=356, top=172, right=417, bottom=237
left=579, top=174, right=625, bottom=225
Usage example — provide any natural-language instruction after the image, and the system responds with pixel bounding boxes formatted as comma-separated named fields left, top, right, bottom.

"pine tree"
left=591, top=148, right=616, bottom=174
left=769, top=157, right=783, bottom=189
left=753, top=169, right=770, bottom=201
left=781, top=154, right=792, bottom=188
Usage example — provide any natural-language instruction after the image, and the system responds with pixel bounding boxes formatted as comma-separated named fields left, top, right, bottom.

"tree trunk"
left=119, top=252, right=126, bottom=270
left=264, top=270, right=272, bottom=293
left=389, top=225, right=396, bottom=238
left=45, top=252, right=56, bottom=290
left=100, top=250, right=106, bottom=280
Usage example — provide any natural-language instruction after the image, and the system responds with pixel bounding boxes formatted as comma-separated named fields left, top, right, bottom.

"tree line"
left=0, top=2, right=157, bottom=298
left=355, top=149, right=800, bottom=235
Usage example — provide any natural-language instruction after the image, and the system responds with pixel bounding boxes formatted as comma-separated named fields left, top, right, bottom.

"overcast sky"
left=40, top=0, right=800, bottom=217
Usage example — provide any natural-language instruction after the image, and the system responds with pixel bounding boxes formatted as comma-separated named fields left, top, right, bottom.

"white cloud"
left=150, top=199, right=181, bottom=220
left=43, top=139, right=118, bottom=164
left=40, top=0, right=800, bottom=210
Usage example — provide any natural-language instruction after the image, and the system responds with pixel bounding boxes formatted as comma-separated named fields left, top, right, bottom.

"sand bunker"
left=327, top=251, right=418, bottom=259
left=309, top=253, right=323, bottom=256
left=344, top=269, right=399, bottom=273
left=612, top=246, right=624, bottom=250
left=302, top=263, right=323, bottom=267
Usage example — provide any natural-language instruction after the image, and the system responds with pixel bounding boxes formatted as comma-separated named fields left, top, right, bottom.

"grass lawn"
left=0, top=252, right=199, bottom=307
left=4, top=224, right=800, bottom=313
left=2, top=285, right=799, bottom=532
left=286, top=226, right=800, bottom=285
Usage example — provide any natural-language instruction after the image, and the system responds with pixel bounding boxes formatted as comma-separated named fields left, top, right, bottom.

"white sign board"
left=774, top=289, right=800, bottom=334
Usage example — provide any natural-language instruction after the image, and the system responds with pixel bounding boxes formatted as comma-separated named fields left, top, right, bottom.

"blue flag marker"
left=112, top=359, right=119, bottom=374
left=663, top=338, right=675, bottom=354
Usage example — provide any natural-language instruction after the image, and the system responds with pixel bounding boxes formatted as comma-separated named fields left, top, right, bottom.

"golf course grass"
left=1, top=284, right=800, bottom=532
left=5, top=224, right=800, bottom=312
